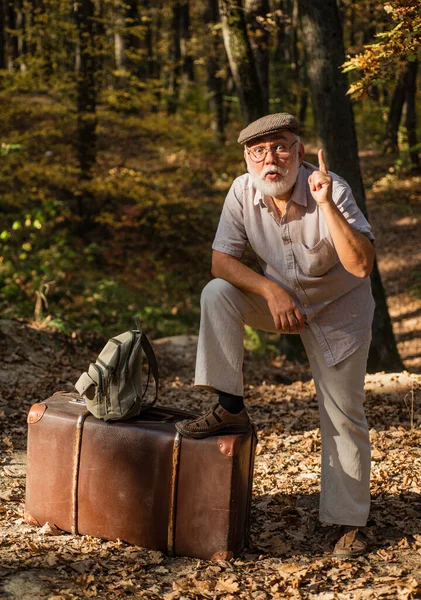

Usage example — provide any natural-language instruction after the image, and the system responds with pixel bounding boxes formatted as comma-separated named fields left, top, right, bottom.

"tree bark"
left=125, top=0, right=154, bottom=83
left=405, top=58, right=420, bottom=172
left=218, top=0, right=265, bottom=123
left=384, top=64, right=408, bottom=155
left=167, top=2, right=182, bottom=115
left=74, top=0, right=97, bottom=194
left=271, top=0, right=293, bottom=111
left=180, top=1, right=194, bottom=85
left=6, top=0, right=19, bottom=69
left=203, top=0, right=225, bottom=139
left=0, top=0, right=6, bottom=69
left=244, top=0, right=270, bottom=113
left=114, top=8, right=125, bottom=72
left=113, top=1, right=127, bottom=90
left=15, top=0, right=25, bottom=66
left=140, top=0, right=155, bottom=80
left=299, top=0, right=403, bottom=373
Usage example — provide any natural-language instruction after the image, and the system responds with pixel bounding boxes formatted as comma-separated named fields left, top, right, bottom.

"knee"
left=200, top=278, right=238, bottom=308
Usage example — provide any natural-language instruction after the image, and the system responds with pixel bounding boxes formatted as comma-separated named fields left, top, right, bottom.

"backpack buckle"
left=69, top=397, right=86, bottom=405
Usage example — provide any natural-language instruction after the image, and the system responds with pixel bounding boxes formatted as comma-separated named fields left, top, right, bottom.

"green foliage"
left=1, top=0, right=418, bottom=343
left=244, top=326, right=279, bottom=356
left=1, top=142, right=22, bottom=155
left=0, top=92, right=243, bottom=338
left=343, top=0, right=421, bottom=98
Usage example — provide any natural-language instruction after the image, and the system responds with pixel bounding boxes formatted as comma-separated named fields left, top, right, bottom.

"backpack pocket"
left=75, top=371, right=96, bottom=400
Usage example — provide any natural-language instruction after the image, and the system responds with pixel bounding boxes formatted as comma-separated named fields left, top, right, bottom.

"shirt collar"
left=252, top=163, right=311, bottom=208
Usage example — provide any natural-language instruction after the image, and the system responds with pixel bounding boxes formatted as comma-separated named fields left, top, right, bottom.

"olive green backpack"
left=75, top=317, right=158, bottom=421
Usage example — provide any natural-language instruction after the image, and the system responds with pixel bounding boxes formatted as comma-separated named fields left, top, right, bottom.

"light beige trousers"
left=194, top=278, right=371, bottom=526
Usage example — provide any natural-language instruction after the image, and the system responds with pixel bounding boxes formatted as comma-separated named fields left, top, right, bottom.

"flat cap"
left=237, top=113, right=300, bottom=145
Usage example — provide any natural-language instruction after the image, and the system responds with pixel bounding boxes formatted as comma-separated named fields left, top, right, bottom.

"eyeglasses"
left=246, top=140, right=298, bottom=163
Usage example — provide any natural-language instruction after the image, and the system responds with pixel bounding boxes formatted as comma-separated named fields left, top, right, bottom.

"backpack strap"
left=133, top=316, right=159, bottom=405
left=141, top=333, right=159, bottom=404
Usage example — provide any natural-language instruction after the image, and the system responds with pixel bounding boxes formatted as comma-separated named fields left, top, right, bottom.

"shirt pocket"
left=294, top=237, right=339, bottom=277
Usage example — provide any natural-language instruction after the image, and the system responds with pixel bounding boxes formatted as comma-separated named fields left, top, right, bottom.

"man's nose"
left=264, top=148, right=278, bottom=163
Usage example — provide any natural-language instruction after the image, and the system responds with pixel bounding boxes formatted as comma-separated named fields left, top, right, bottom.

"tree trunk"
left=218, top=0, right=265, bottom=123
left=126, top=0, right=153, bottom=83
left=244, top=0, right=270, bottom=113
left=298, top=86, right=308, bottom=131
left=114, top=10, right=125, bottom=72
left=271, top=0, right=293, bottom=111
left=74, top=0, right=97, bottom=200
left=140, top=0, right=155, bottom=80
left=299, top=0, right=403, bottom=373
left=15, top=0, right=25, bottom=67
left=405, top=58, right=420, bottom=172
left=384, top=64, right=407, bottom=155
left=113, top=2, right=127, bottom=90
left=0, top=0, right=6, bottom=69
left=6, top=0, right=18, bottom=69
left=148, top=0, right=163, bottom=111
left=203, top=0, right=225, bottom=139
left=348, top=0, right=356, bottom=47
left=167, top=2, right=182, bottom=115
left=180, top=1, right=194, bottom=85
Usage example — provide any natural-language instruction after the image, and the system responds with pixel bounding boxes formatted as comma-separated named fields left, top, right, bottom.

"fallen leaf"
left=215, top=577, right=239, bottom=593
left=39, top=522, right=63, bottom=536
left=70, top=560, right=94, bottom=573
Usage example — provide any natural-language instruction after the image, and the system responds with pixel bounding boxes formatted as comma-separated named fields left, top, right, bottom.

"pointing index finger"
left=318, top=149, right=328, bottom=174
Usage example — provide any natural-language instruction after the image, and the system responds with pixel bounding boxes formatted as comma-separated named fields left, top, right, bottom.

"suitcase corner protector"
left=27, top=403, right=47, bottom=424
left=24, top=511, right=40, bottom=526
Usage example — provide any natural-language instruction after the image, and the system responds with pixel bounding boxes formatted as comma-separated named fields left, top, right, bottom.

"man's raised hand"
left=308, top=148, right=333, bottom=206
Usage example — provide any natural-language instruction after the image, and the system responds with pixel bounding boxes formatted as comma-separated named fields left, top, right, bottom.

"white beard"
left=248, top=162, right=300, bottom=198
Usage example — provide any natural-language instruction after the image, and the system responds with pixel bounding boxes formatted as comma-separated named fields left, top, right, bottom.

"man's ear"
left=298, top=143, right=305, bottom=166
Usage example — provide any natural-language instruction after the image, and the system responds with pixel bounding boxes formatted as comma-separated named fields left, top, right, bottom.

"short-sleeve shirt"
left=212, top=161, right=375, bottom=367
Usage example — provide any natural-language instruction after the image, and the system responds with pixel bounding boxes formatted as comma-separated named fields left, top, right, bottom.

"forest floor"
left=1, top=150, right=421, bottom=598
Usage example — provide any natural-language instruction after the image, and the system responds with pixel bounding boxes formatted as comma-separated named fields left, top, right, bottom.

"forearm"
left=319, top=202, right=375, bottom=278
left=211, top=250, right=305, bottom=332
left=211, top=250, right=277, bottom=301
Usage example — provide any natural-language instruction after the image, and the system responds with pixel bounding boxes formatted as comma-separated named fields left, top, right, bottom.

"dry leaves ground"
left=1, top=171, right=421, bottom=599
left=1, top=325, right=421, bottom=600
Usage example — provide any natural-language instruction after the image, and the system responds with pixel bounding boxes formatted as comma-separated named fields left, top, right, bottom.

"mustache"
left=261, top=166, right=288, bottom=178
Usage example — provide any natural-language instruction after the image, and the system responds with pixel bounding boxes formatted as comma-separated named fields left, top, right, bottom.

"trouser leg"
left=194, top=278, right=277, bottom=396
left=300, top=329, right=371, bottom=526
left=195, top=278, right=371, bottom=525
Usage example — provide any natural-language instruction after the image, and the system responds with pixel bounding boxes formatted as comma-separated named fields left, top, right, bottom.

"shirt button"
left=282, top=236, right=290, bottom=243
left=303, top=302, right=309, bottom=307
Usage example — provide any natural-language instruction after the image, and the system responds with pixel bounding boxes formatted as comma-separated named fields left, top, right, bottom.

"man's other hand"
left=265, top=283, right=305, bottom=333
left=308, top=149, right=333, bottom=206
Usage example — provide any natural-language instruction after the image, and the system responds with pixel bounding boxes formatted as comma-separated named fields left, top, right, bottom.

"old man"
left=176, top=113, right=375, bottom=557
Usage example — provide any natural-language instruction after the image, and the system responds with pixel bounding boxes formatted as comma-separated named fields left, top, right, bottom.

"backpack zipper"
left=109, top=338, right=122, bottom=384
left=92, top=363, right=110, bottom=411
left=125, top=331, right=137, bottom=375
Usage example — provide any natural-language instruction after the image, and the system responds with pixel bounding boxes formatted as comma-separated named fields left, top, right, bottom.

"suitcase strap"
left=167, top=431, right=182, bottom=556
left=72, top=410, right=91, bottom=535
left=70, top=412, right=184, bottom=552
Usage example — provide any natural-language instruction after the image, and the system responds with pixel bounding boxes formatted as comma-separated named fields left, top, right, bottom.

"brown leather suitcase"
left=25, top=392, right=257, bottom=560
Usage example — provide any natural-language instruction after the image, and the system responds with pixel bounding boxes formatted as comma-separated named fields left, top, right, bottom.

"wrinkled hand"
left=266, top=285, right=305, bottom=333
left=308, top=149, right=333, bottom=206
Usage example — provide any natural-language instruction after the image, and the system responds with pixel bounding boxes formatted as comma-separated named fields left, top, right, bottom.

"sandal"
left=175, top=403, right=251, bottom=439
left=332, top=526, right=368, bottom=557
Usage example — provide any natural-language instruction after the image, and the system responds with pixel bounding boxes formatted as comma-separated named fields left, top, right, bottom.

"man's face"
left=244, top=130, right=304, bottom=198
